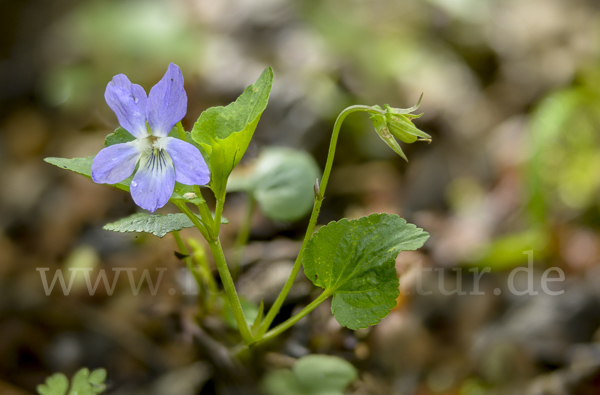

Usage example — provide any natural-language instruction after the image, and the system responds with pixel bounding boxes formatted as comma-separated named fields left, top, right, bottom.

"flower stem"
left=177, top=199, right=253, bottom=344
left=256, top=105, right=378, bottom=339
left=176, top=201, right=212, bottom=240
left=207, top=237, right=254, bottom=344
left=253, top=291, right=331, bottom=346
left=193, top=187, right=218, bottom=238
left=212, top=187, right=226, bottom=236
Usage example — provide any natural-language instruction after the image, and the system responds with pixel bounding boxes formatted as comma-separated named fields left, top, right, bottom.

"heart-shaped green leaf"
left=228, top=148, right=320, bottom=222
left=262, top=354, right=357, bottom=395
left=303, top=213, right=429, bottom=329
left=293, top=355, right=357, bottom=393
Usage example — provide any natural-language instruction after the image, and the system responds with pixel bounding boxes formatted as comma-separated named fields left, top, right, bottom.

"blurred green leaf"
left=263, top=370, right=306, bottom=395
left=37, top=368, right=107, bottom=395
left=229, top=148, right=320, bottom=222
left=473, top=226, right=550, bottom=270
left=69, top=368, right=107, bottom=394
left=37, top=373, right=69, bottom=395
left=294, top=355, right=358, bottom=393
left=528, top=88, right=600, bottom=222
left=303, top=214, right=429, bottom=329
left=223, top=296, right=260, bottom=330
left=103, top=212, right=227, bottom=238
left=262, top=354, right=358, bottom=395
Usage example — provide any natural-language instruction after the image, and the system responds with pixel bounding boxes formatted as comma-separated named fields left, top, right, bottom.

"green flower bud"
left=370, top=112, right=408, bottom=161
left=369, top=95, right=431, bottom=161
left=385, top=111, right=430, bottom=144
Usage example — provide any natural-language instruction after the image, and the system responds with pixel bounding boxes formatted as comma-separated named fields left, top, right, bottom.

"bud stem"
left=254, top=104, right=379, bottom=341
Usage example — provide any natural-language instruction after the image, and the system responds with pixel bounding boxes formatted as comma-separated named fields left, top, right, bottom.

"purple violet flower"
left=92, top=63, right=210, bottom=212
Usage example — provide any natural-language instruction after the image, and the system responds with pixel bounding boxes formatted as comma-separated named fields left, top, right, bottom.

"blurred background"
left=2, top=0, right=600, bottom=393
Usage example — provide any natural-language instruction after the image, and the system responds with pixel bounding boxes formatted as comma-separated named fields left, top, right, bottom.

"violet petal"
left=92, top=142, right=142, bottom=184
left=105, top=74, right=148, bottom=138
left=146, top=63, right=187, bottom=137
left=165, top=137, right=210, bottom=185
left=130, top=150, right=176, bottom=212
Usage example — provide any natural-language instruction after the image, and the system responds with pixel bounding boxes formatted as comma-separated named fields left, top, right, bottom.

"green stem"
left=207, top=237, right=254, bottom=344
left=212, top=187, right=226, bottom=236
left=175, top=201, right=212, bottom=241
left=257, top=105, right=377, bottom=338
left=177, top=198, right=252, bottom=342
left=253, top=291, right=331, bottom=345
left=192, top=186, right=217, bottom=235
left=232, top=194, right=256, bottom=280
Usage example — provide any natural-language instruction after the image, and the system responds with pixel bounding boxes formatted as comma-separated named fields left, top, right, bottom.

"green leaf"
left=37, top=368, right=107, bottom=395
left=473, top=226, right=550, bottom=270
left=252, top=148, right=320, bottom=221
left=293, top=355, right=358, bottom=393
left=223, top=296, right=260, bottom=330
left=87, top=369, right=107, bottom=387
left=44, top=156, right=133, bottom=192
left=228, top=148, right=320, bottom=222
left=303, top=213, right=429, bottom=330
left=192, top=67, right=274, bottom=196
left=262, top=370, right=305, bottom=395
left=37, top=373, right=69, bottom=395
left=44, top=156, right=204, bottom=205
left=68, top=368, right=107, bottom=395
left=262, top=354, right=358, bottom=395
left=104, top=127, right=135, bottom=147
left=46, top=125, right=209, bottom=208
left=103, top=212, right=228, bottom=238
left=214, top=67, right=274, bottom=141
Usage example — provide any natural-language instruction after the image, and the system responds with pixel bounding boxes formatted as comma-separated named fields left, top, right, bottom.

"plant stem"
left=212, top=187, right=226, bottom=236
left=253, top=291, right=331, bottom=345
left=257, top=105, right=377, bottom=338
left=232, top=194, right=256, bottom=280
left=207, top=237, right=254, bottom=344
left=178, top=199, right=253, bottom=343
left=175, top=201, right=212, bottom=240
